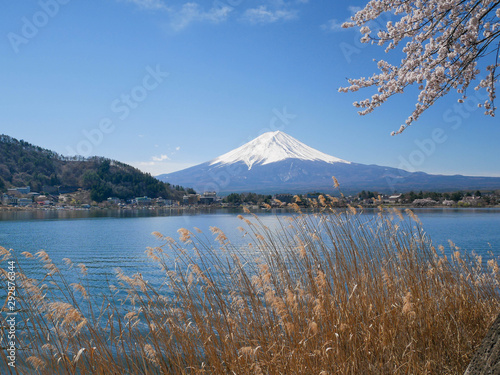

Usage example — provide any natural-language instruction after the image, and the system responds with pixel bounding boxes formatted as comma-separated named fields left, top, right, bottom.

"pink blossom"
left=339, top=0, right=500, bottom=134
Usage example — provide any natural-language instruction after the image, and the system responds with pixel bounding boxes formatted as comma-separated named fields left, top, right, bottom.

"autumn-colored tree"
left=339, top=0, right=500, bottom=134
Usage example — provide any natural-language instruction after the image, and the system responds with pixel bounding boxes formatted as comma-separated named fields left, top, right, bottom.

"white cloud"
left=169, top=3, right=232, bottom=31
left=152, top=154, right=170, bottom=161
left=120, top=1, right=309, bottom=30
left=348, top=6, right=362, bottom=14
left=120, top=0, right=169, bottom=11
left=137, top=161, right=156, bottom=166
left=119, top=1, right=232, bottom=31
left=321, top=18, right=345, bottom=31
left=175, top=146, right=181, bottom=151
left=322, top=6, right=362, bottom=32
left=243, top=5, right=297, bottom=24
left=130, top=161, right=196, bottom=175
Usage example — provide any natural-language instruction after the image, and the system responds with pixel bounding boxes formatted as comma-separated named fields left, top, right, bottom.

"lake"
left=1, top=207, right=499, bottom=293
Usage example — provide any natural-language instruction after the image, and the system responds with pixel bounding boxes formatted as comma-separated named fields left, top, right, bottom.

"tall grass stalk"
left=1, top=207, right=499, bottom=374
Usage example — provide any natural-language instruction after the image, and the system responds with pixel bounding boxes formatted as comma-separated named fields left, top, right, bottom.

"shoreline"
left=1, top=203, right=500, bottom=213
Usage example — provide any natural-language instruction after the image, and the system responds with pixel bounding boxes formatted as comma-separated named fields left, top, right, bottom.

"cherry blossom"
left=339, top=0, right=500, bottom=135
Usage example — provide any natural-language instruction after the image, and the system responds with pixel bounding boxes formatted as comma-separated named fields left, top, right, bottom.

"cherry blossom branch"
left=339, top=0, right=500, bottom=134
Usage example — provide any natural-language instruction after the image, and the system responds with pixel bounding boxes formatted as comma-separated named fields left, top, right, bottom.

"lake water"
left=1, top=208, right=499, bottom=293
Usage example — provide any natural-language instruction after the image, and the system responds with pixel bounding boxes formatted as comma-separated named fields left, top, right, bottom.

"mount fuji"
left=157, top=131, right=500, bottom=194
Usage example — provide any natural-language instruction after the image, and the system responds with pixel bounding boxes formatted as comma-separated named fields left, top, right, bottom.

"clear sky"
left=1, top=0, right=499, bottom=177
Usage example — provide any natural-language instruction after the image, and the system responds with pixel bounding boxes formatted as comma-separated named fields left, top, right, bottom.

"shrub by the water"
left=1, top=207, right=499, bottom=374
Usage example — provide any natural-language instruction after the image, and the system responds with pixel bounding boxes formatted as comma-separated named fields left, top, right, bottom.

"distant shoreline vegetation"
left=1, top=187, right=499, bottom=211
left=0, top=190, right=499, bottom=213
left=0, top=134, right=191, bottom=203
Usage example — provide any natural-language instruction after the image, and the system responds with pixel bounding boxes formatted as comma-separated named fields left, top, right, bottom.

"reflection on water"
left=0, top=207, right=243, bottom=221
left=0, top=207, right=499, bottom=299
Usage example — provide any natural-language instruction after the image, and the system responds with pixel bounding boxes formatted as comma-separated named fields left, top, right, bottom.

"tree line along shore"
left=2, top=188, right=499, bottom=211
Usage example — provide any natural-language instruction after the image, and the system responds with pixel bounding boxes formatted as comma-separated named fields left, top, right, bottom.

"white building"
left=2, top=194, right=17, bottom=206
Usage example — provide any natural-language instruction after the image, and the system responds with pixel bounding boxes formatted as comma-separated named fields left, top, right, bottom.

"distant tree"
left=98, top=160, right=110, bottom=177
left=82, top=171, right=100, bottom=189
left=358, top=190, right=378, bottom=199
left=0, top=165, right=10, bottom=181
left=424, top=191, right=441, bottom=200
left=90, top=183, right=113, bottom=202
left=407, top=191, right=417, bottom=202
left=225, top=193, right=241, bottom=204
left=247, top=192, right=258, bottom=203
left=186, top=188, right=196, bottom=194
left=49, top=173, right=61, bottom=186
left=339, top=0, right=500, bottom=134
left=451, top=191, right=464, bottom=202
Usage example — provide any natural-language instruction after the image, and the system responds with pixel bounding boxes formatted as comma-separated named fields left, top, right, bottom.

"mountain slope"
left=0, top=134, right=185, bottom=201
left=210, top=131, right=349, bottom=169
left=157, top=131, right=500, bottom=194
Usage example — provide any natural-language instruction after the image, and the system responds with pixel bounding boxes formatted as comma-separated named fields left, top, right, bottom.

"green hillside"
left=0, top=135, right=188, bottom=202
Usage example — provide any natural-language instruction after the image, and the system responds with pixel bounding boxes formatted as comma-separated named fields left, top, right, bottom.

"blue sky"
left=1, top=0, right=499, bottom=177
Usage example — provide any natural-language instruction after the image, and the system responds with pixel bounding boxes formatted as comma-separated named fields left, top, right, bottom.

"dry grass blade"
left=1, top=209, right=498, bottom=374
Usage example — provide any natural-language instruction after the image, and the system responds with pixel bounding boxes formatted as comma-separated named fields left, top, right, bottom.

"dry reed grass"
left=0, top=206, right=499, bottom=374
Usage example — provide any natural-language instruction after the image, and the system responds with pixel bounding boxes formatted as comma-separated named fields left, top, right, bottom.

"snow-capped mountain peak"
left=209, top=131, right=350, bottom=170
left=158, top=131, right=500, bottom=194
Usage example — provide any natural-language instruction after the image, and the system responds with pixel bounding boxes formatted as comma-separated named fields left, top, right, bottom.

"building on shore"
left=2, top=194, right=18, bottom=206
left=107, top=197, right=122, bottom=205
left=388, top=194, right=403, bottom=203
left=7, top=186, right=30, bottom=196
left=133, top=196, right=152, bottom=205
left=199, top=192, right=217, bottom=205
left=183, top=194, right=200, bottom=205
left=35, top=195, right=54, bottom=206
left=18, top=197, right=33, bottom=207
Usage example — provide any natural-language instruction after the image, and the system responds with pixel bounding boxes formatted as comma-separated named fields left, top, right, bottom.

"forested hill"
left=0, top=135, right=188, bottom=202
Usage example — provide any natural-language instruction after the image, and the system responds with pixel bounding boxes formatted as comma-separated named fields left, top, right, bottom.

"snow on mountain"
left=209, top=131, right=350, bottom=170
left=157, top=131, right=500, bottom=194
